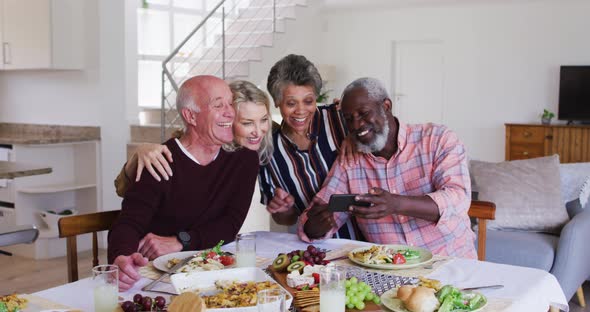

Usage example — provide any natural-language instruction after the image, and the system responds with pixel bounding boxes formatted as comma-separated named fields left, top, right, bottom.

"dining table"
left=33, top=231, right=569, bottom=311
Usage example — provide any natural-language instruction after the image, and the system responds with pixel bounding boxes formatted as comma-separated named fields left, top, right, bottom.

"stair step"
left=227, top=18, right=286, bottom=33
left=248, top=0, right=306, bottom=6
left=139, top=108, right=179, bottom=126
left=185, top=59, right=251, bottom=77
left=130, top=125, right=180, bottom=144
left=201, top=46, right=263, bottom=62
left=238, top=6, right=296, bottom=19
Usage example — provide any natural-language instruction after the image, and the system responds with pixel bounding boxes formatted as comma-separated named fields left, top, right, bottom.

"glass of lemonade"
left=319, top=266, right=346, bottom=312
left=235, top=232, right=257, bottom=267
left=257, top=288, right=286, bottom=312
left=92, top=264, right=119, bottom=312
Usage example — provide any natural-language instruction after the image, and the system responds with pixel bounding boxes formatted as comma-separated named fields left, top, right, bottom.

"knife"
left=461, top=284, right=504, bottom=291
left=142, top=255, right=195, bottom=292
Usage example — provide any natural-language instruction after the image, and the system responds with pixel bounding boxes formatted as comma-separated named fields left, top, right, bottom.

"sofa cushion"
left=470, top=155, right=569, bottom=233
left=481, top=229, right=558, bottom=271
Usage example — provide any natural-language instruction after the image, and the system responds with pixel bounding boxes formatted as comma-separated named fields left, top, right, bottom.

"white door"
left=392, top=41, right=445, bottom=124
left=2, top=0, right=51, bottom=69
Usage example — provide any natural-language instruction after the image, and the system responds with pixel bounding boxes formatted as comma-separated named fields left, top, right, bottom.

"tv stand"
left=567, top=120, right=590, bottom=125
left=505, top=123, right=590, bottom=163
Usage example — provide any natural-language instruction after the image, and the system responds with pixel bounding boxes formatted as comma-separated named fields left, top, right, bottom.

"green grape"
left=350, top=277, right=358, bottom=284
left=365, top=292, right=374, bottom=301
left=358, top=294, right=367, bottom=303
left=345, top=280, right=352, bottom=288
left=355, top=301, right=366, bottom=310
left=373, top=296, right=381, bottom=304
left=349, top=285, right=359, bottom=293
left=347, top=303, right=355, bottom=309
left=345, top=295, right=351, bottom=305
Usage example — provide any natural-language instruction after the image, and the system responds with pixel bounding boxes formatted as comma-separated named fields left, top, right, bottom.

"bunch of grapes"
left=303, top=245, right=328, bottom=265
left=283, top=245, right=328, bottom=265
left=120, top=294, right=166, bottom=312
left=345, top=277, right=380, bottom=310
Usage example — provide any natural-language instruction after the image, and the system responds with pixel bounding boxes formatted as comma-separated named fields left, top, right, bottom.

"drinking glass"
left=319, top=266, right=346, bottom=312
left=257, top=288, right=286, bottom=312
left=92, top=264, right=119, bottom=312
left=235, top=232, right=257, bottom=267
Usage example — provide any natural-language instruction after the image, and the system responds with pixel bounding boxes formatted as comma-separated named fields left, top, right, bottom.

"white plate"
left=380, top=288, right=487, bottom=312
left=348, top=244, right=433, bottom=270
left=171, top=267, right=293, bottom=312
left=152, top=250, right=202, bottom=273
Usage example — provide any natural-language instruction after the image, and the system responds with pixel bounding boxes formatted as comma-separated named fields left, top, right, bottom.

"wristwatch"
left=176, top=231, right=191, bottom=251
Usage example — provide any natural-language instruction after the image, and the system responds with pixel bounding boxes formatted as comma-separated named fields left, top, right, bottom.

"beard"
left=355, top=120, right=390, bottom=154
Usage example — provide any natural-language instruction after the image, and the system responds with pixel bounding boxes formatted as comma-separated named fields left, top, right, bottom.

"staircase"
left=128, top=0, right=308, bottom=156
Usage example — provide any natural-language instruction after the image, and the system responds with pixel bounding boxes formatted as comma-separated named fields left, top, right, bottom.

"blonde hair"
left=225, top=80, right=274, bottom=165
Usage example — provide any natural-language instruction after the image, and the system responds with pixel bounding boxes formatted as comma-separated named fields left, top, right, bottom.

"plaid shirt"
left=298, top=120, right=476, bottom=259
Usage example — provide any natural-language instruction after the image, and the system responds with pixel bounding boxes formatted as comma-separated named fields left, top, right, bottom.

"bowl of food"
left=39, top=208, right=77, bottom=231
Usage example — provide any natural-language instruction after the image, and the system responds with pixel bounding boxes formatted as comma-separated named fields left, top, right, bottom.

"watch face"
left=178, top=231, right=190, bottom=242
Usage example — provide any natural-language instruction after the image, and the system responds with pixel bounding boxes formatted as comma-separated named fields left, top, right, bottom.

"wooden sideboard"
left=505, top=123, right=590, bottom=163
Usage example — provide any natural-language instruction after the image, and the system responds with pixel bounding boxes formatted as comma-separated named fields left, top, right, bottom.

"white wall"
left=305, top=0, right=590, bottom=161
left=0, top=0, right=128, bottom=215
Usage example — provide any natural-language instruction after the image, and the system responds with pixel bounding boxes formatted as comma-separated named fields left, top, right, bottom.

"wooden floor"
left=0, top=249, right=588, bottom=312
left=0, top=248, right=107, bottom=295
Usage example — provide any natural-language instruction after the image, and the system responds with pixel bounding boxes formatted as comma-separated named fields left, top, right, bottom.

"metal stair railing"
left=161, top=0, right=291, bottom=142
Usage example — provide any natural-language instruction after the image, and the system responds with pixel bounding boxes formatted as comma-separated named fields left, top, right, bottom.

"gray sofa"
left=475, top=162, right=590, bottom=302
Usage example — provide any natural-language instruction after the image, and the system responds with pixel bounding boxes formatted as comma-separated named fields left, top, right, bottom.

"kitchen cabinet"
left=0, top=123, right=101, bottom=259
left=505, top=123, right=590, bottom=163
left=0, top=142, right=100, bottom=259
left=0, top=0, right=84, bottom=70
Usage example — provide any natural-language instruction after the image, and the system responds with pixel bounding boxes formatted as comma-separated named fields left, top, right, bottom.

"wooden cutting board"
left=267, top=266, right=382, bottom=312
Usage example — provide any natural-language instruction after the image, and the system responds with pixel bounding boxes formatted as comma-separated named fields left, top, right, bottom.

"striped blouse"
left=259, top=104, right=359, bottom=239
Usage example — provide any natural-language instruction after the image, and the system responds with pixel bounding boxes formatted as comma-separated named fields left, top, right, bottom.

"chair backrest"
left=58, top=210, right=120, bottom=282
left=467, top=200, right=496, bottom=261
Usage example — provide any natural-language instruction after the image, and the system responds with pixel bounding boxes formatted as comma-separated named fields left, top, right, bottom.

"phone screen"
left=328, top=194, right=371, bottom=212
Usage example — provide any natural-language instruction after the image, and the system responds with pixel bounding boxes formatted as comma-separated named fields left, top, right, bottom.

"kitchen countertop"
left=0, top=123, right=100, bottom=145
left=0, top=161, right=52, bottom=179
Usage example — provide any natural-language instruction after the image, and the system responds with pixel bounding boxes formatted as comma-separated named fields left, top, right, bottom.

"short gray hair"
left=176, top=80, right=200, bottom=127
left=341, top=77, right=390, bottom=104
left=266, top=54, right=322, bottom=105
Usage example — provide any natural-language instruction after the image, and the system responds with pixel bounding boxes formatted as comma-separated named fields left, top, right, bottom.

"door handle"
left=2, top=42, right=11, bottom=65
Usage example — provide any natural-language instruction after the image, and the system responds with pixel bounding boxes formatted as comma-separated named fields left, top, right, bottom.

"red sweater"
left=108, top=139, right=259, bottom=263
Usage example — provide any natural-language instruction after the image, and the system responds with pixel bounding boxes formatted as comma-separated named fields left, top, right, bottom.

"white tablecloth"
left=34, top=231, right=569, bottom=311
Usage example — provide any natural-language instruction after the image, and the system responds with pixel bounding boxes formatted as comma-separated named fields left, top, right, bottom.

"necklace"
left=281, top=123, right=311, bottom=150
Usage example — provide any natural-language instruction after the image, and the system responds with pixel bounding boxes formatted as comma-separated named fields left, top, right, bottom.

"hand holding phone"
left=328, top=194, right=371, bottom=212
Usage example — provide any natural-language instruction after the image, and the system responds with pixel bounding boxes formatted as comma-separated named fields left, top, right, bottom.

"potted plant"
left=541, top=109, right=555, bottom=125
left=316, top=88, right=332, bottom=104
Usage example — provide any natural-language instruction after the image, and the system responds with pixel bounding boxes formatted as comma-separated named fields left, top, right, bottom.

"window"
left=137, top=0, right=209, bottom=108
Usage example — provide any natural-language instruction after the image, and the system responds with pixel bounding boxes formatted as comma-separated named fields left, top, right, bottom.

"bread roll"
left=402, top=286, right=440, bottom=312
left=396, top=285, right=416, bottom=302
left=168, top=292, right=207, bottom=312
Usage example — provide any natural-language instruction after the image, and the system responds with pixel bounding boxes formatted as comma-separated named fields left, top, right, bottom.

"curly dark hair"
left=266, top=54, right=323, bottom=105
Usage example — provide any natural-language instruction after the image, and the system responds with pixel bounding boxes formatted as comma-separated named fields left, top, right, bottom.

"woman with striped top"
left=260, top=54, right=359, bottom=239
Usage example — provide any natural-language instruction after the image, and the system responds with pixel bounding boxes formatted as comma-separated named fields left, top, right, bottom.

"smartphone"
left=328, top=194, right=371, bottom=212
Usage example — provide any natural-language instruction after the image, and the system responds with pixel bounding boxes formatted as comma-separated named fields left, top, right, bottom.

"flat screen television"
left=558, top=66, right=590, bottom=123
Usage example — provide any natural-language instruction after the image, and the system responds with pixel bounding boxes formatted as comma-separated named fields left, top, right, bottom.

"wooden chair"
left=467, top=200, right=496, bottom=261
left=58, top=210, right=120, bottom=282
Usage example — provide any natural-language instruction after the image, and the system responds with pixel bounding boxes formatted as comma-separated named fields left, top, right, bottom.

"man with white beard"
left=298, top=77, right=476, bottom=259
